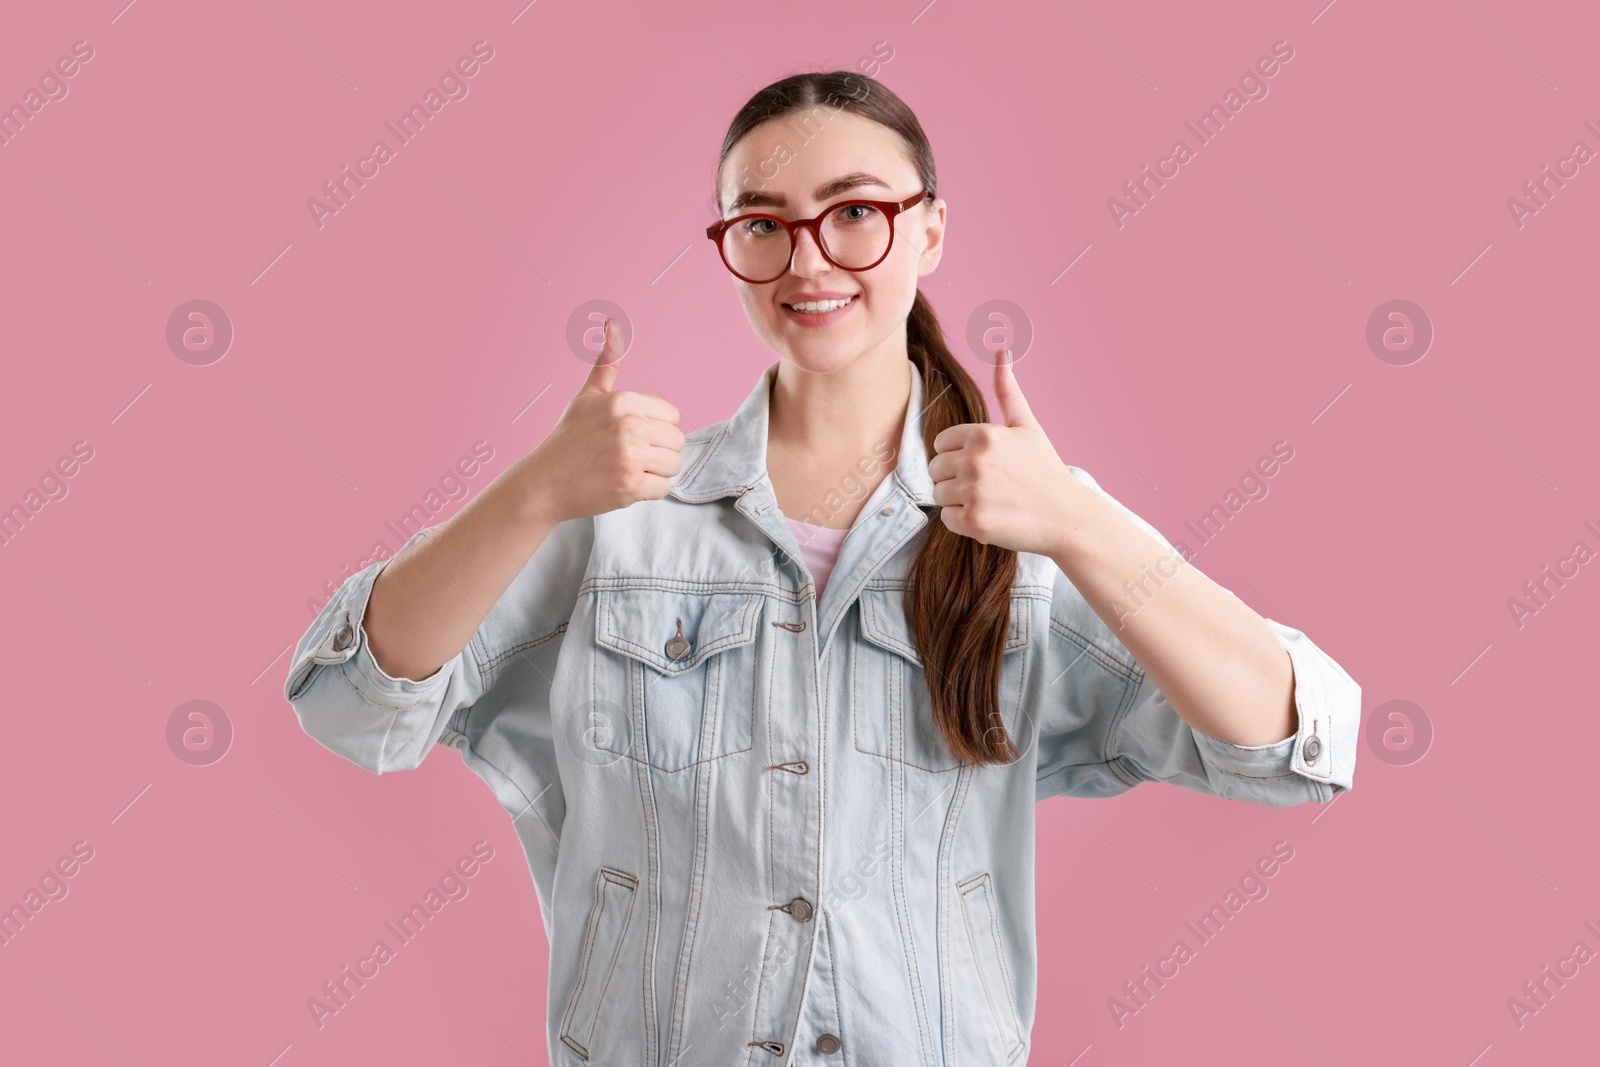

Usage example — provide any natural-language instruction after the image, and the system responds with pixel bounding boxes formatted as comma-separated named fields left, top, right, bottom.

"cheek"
left=860, top=263, right=918, bottom=321
left=734, top=283, right=763, bottom=316
left=876, top=242, right=924, bottom=300
left=737, top=285, right=784, bottom=340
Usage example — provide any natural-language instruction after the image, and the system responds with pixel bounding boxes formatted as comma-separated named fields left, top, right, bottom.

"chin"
left=777, top=337, right=868, bottom=375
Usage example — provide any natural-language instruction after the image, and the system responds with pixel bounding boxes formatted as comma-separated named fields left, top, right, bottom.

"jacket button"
left=1303, top=735, right=1322, bottom=763
left=665, top=618, right=691, bottom=660
left=331, top=623, right=355, bottom=652
left=815, top=1033, right=841, bottom=1054
left=880, top=507, right=893, bottom=516
left=787, top=897, right=813, bottom=922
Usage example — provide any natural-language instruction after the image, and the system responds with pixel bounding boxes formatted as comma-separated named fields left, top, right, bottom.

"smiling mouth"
left=782, top=295, right=859, bottom=313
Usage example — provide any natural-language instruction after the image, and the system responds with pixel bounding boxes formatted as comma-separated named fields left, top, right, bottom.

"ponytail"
left=905, top=290, right=1021, bottom=765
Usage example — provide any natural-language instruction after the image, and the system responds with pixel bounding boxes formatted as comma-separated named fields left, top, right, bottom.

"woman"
left=285, top=71, right=1359, bottom=1065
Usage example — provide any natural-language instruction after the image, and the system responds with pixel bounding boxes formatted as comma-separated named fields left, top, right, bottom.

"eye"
left=738, top=217, right=780, bottom=236
left=834, top=203, right=880, bottom=223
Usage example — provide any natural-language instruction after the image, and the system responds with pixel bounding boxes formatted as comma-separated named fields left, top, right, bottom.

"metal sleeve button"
left=815, top=1033, right=841, bottom=1054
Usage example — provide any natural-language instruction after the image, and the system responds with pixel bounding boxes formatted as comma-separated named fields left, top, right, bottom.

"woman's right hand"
left=518, top=317, right=685, bottom=525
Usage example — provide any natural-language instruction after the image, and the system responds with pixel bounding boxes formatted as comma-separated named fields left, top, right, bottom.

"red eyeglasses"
left=706, top=190, right=931, bottom=284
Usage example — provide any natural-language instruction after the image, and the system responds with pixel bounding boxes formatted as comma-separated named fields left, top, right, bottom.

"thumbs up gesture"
left=523, top=318, right=686, bottom=525
left=927, top=349, right=1077, bottom=555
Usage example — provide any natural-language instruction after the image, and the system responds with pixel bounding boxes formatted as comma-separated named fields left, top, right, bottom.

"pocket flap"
left=858, top=587, right=1029, bottom=667
left=595, top=587, right=764, bottom=676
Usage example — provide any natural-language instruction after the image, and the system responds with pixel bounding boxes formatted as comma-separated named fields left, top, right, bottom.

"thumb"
left=993, top=348, right=1038, bottom=429
left=577, top=317, right=623, bottom=395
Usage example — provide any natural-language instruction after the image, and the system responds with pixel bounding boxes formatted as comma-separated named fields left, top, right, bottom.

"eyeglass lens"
left=723, top=204, right=890, bottom=282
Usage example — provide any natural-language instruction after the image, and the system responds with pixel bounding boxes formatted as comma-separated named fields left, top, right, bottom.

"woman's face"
left=716, top=109, right=946, bottom=376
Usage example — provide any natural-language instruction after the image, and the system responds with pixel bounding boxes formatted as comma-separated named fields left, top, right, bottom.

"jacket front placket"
left=727, top=476, right=830, bottom=1059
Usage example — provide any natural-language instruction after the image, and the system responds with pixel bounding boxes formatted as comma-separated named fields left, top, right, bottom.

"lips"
left=781, top=295, right=858, bottom=311
left=780, top=293, right=859, bottom=327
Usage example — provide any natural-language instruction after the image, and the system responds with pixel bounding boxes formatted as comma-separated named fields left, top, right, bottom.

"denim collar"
left=670, top=357, right=939, bottom=510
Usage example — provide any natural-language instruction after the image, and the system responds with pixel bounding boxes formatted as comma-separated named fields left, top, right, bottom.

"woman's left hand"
left=927, top=350, right=1083, bottom=556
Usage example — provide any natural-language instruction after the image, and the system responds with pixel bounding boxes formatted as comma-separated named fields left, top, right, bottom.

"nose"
left=788, top=222, right=831, bottom=276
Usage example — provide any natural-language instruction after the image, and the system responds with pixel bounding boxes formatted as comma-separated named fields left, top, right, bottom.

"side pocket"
left=956, top=871, right=1026, bottom=1064
left=559, top=866, right=639, bottom=1061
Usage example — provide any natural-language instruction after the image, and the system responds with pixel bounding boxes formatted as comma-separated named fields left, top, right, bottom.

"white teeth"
left=787, top=297, right=854, bottom=313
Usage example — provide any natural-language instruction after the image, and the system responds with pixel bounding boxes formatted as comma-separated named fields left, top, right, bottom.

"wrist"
left=501, top=451, right=569, bottom=529
left=1043, top=468, right=1106, bottom=563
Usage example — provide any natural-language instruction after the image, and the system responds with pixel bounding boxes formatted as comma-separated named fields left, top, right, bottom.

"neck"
left=770, top=353, right=910, bottom=457
left=765, top=341, right=913, bottom=528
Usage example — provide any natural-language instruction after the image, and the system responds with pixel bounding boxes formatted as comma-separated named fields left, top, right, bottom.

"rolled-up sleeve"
left=285, top=517, right=594, bottom=781
left=1033, top=466, right=1360, bottom=807
left=283, top=528, right=479, bottom=773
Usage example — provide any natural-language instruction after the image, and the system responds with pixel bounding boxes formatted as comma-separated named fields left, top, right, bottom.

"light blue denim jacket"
left=284, top=358, right=1359, bottom=1066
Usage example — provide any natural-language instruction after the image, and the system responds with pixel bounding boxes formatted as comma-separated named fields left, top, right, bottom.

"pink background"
left=2, top=0, right=1596, bottom=1064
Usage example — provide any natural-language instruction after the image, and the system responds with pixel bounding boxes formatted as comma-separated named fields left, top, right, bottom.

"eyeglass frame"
left=705, top=190, right=932, bottom=283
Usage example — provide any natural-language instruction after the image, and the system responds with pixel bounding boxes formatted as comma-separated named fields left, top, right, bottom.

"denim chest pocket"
left=853, top=587, right=1031, bottom=772
left=592, top=586, right=766, bottom=772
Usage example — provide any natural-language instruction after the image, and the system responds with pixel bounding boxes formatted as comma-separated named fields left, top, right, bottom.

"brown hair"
left=714, top=71, right=1020, bottom=765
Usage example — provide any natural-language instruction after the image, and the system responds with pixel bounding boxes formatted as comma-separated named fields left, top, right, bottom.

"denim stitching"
left=337, top=646, right=447, bottom=712
left=854, top=591, right=1032, bottom=772
left=585, top=869, right=638, bottom=1056
left=477, top=622, right=567, bottom=684
left=743, top=606, right=781, bottom=1067
left=937, top=768, right=974, bottom=1062
left=823, top=912, right=850, bottom=1067
left=1047, top=616, right=1140, bottom=682
left=666, top=709, right=716, bottom=1065
left=559, top=868, right=611, bottom=1058
left=597, top=595, right=761, bottom=772
left=746, top=873, right=777, bottom=1066
left=853, top=595, right=963, bottom=774
left=888, top=696, right=937, bottom=1065
left=596, top=593, right=762, bottom=671
left=601, top=625, right=759, bottom=670
left=1101, top=668, right=1146, bottom=779
left=980, top=875, right=1026, bottom=1057
left=583, top=576, right=800, bottom=599
left=669, top=423, right=728, bottom=499
left=955, top=874, right=1010, bottom=1062
left=628, top=653, right=661, bottom=1067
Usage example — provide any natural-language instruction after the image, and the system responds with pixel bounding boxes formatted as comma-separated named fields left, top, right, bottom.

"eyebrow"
left=723, top=172, right=892, bottom=214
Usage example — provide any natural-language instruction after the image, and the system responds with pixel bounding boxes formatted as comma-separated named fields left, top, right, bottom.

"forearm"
left=1047, top=479, right=1296, bottom=747
left=363, top=457, right=560, bottom=682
